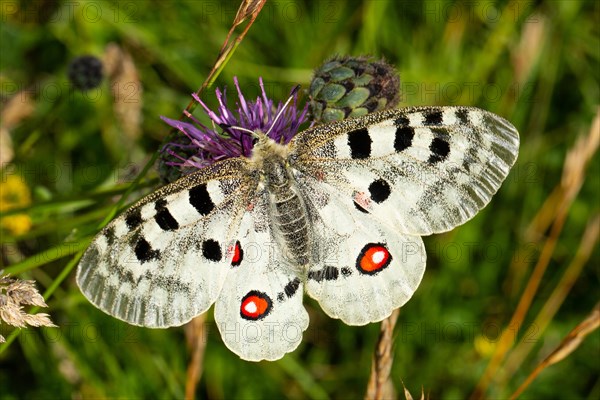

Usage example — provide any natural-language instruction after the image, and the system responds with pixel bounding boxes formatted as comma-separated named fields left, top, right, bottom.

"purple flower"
left=160, top=77, right=309, bottom=176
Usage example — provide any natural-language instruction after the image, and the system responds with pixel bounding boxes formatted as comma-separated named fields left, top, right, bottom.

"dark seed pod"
left=67, top=55, right=103, bottom=91
left=309, top=56, right=400, bottom=123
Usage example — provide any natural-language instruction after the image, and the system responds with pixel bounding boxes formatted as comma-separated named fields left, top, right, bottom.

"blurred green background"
left=1, top=0, right=598, bottom=399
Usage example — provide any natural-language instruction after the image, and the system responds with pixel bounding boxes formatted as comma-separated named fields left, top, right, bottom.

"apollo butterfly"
left=77, top=106, right=519, bottom=361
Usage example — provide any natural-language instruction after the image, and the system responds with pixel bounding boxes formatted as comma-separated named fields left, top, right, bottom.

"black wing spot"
left=394, top=126, right=414, bottom=152
left=308, top=266, right=339, bottom=282
left=424, top=110, right=444, bottom=125
left=347, top=128, right=371, bottom=159
left=368, top=179, right=391, bottom=203
left=125, top=208, right=142, bottom=230
left=202, top=239, right=222, bottom=262
left=341, top=267, right=352, bottom=277
left=456, top=108, right=469, bottom=125
left=104, top=226, right=116, bottom=246
left=395, top=115, right=410, bottom=126
left=134, top=237, right=160, bottom=263
left=283, top=278, right=301, bottom=299
left=155, top=198, right=167, bottom=207
left=189, top=184, right=215, bottom=216
left=428, top=137, right=451, bottom=164
left=154, top=200, right=179, bottom=231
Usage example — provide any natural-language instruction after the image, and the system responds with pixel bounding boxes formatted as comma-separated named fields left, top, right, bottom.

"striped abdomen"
left=264, top=157, right=311, bottom=267
left=272, top=189, right=310, bottom=266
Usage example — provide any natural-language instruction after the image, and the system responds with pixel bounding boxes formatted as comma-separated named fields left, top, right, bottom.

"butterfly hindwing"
left=299, top=180, right=426, bottom=325
left=77, top=158, right=257, bottom=328
left=214, top=187, right=309, bottom=361
left=290, top=106, right=519, bottom=235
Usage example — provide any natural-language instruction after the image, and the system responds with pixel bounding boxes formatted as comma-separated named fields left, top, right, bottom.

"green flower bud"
left=309, top=56, right=400, bottom=123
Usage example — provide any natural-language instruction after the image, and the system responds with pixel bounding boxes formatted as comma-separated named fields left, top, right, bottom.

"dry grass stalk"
left=184, top=313, right=208, bottom=400
left=401, top=381, right=425, bottom=400
left=191, top=0, right=266, bottom=103
left=512, top=13, right=546, bottom=85
left=104, top=43, right=143, bottom=142
left=365, top=309, right=400, bottom=400
left=471, top=107, right=600, bottom=399
left=0, top=127, right=14, bottom=166
left=1, top=89, right=35, bottom=166
left=0, top=272, right=57, bottom=342
left=501, top=214, right=599, bottom=382
left=510, top=303, right=600, bottom=399
left=528, top=107, right=599, bottom=241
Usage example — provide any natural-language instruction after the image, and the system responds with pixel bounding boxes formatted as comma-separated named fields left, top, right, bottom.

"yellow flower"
left=474, top=334, right=497, bottom=356
left=0, top=174, right=32, bottom=235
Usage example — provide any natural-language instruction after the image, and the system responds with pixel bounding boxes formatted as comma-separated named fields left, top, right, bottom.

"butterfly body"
left=257, top=141, right=312, bottom=268
left=77, top=106, right=519, bottom=361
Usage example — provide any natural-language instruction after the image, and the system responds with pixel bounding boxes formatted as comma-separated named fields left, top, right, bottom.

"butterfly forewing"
left=290, top=106, right=519, bottom=235
left=76, top=158, right=258, bottom=327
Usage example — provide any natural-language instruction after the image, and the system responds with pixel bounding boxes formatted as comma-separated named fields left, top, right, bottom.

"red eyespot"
left=240, top=291, right=272, bottom=320
left=356, top=243, right=392, bottom=275
left=231, top=241, right=243, bottom=266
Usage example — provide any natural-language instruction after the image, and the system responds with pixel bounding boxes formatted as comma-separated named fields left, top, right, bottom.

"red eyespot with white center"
left=356, top=243, right=392, bottom=275
left=231, top=241, right=243, bottom=266
left=240, top=291, right=272, bottom=320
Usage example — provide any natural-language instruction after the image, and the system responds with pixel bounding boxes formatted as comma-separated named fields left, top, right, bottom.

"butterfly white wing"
left=214, top=187, right=309, bottom=361
left=297, top=174, right=426, bottom=325
left=76, top=158, right=257, bottom=328
left=290, top=106, right=519, bottom=235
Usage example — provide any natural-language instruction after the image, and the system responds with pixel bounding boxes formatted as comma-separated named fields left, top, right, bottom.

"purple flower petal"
left=161, top=77, right=310, bottom=171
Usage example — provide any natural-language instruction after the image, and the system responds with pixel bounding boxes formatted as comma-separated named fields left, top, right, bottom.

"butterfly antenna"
left=219, top=123, right=257, bottom=155
left=219, top=123, right=256, bottom=138
left=265, top=85, right=301, bottom=137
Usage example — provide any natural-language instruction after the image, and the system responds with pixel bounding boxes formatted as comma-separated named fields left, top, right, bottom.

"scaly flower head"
left=309, top=55, right=400, bottom=123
